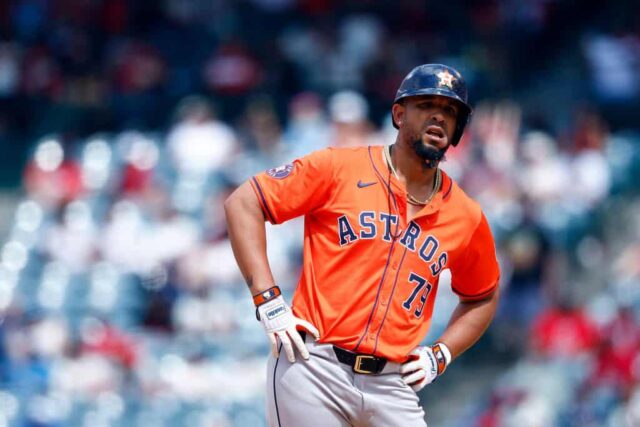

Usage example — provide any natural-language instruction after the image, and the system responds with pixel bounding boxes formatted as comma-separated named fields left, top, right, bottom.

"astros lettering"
left=338, top=214, right=448, bottom=273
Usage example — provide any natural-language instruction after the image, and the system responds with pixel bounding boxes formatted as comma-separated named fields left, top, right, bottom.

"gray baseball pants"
left=266, top=335, right=427, bottom=427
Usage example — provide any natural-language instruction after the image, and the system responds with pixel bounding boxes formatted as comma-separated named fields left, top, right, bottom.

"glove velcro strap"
left=255, top=291, right=287, bottom=322
left=253, top=285, right=282, bottom=307
left=431, top=343, right=451, bottom=376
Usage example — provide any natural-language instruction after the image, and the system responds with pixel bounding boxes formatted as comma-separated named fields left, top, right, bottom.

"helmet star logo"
left=436, top=70, right=455, bottom=89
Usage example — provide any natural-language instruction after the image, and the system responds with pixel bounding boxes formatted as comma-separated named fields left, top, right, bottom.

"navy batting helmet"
left=393, top=64, right=472, bottom=146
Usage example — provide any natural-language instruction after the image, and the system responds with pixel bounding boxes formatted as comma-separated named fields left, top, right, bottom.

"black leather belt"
left=298, top=331, right=388, bottom=374
left=332, top=346, right=388, bottom=374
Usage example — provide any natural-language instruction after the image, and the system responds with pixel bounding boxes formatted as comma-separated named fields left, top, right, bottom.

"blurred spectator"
left=80, top=135, right=113, bottom=193
left=99, top=199, right=199, bottom=276
left=23, top=137, right=84, bottom=209
left=21, top=44, right=63, bottom=100
left=203, top=41, right=263, bottom=120
left=203, top=42, right=263, bottom=96
left=472, top=102, right=521, bottom=171
left=111, top=41, right=165, bottom=95
left=118, top=132, right=160, bottom=196
left=80, top=317, right=138, bottom=369
left=327, top=90, right=379, bottom=147
left=238, top=95, right=283, bottom=153
left=44, top=200, right=97, bottom=273
left=0, top=43, right=20, bottom=98
left=167, top=95, right=238, bottom=212
left=517, top=131, right=571, bottom=205
left=226, top=95, right=289, bottom=184
left=583, top=32, right=640, bottom=103
left=29, top=315, right=70, bottom=360
left=108, top=39, right=167, bottom=127
left=282, top=92, right=330, bottom=159
left=569, top=109, right=611, bottom=208
left=50, top=352, right=123, bottom=397
left=99, top=200, right=152, bottom=275
left=588, top=307, right=640, bottom=393
left=499, top=215, right=551, bottom=332
left=531, top=296, right=599, bottom=359
left=622, top=387, right=640, bottom=426
left=167, top=95, right=238, bottom=178
left=461, top=102, right=522, bottom=232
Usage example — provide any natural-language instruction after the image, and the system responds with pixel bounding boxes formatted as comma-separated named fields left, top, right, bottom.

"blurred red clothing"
left=21, top=46, right=64, bottom=99
left=603, top=308, right=640, bottom=353
left=120, top=163, right=153, bottom=195
left=81, top=324, right=138, bottom=369
left=589, top=308, right=640, bottom=391
left=203, top=43, right=262, bottom=95
left=590, top=344, right=638, bottom=392
left=112, top=42, right=165, bottom=93
left=531, top=306, right=599, bottom=357
left=102, top=0, right=129, bottom=34
left=24, top=160, right=84, bottom=206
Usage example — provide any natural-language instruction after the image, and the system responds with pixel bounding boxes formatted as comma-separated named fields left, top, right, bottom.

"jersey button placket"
left=376, top=249, right=400, bottom=324
left=363, top=204, right=402, bottom=350
left=380, top=243, right=398, bottom=309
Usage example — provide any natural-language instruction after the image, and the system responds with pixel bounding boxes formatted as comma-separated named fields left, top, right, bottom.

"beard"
left=411, top=137, right=449, bottom=169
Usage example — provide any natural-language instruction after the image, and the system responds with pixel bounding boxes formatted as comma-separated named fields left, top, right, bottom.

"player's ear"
left=392, top=102, right=405, bottom=127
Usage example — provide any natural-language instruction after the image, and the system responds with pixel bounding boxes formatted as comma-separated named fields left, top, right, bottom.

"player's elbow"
left=224, top=181, right=262, bottom=221
left=223, top=187, right=242, bottom=219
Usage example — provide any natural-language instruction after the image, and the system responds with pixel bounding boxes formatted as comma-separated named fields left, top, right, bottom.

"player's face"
left=395, top=95, right=459, bottom=164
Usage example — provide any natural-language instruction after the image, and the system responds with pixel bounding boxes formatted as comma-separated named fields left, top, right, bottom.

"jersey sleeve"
left=450, top=212, right=500, bottom=301
left=250, top=148, right=334, bottom=224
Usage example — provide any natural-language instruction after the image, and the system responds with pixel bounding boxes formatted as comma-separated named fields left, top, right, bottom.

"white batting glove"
left=257, top=295, right=320, bottom=363
left=400, top=343, right=452, bottom=392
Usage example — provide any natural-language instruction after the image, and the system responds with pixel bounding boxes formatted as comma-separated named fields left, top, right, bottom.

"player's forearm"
left=437, top=288, right=499, bottom=360
left=224, top=181, right=276, bottom=295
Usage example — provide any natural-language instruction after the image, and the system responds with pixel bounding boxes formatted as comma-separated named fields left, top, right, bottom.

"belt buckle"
left=353, top=354, right=376, bottom=374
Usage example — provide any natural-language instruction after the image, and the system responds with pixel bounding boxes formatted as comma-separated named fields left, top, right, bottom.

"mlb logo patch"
left=267, top=163, right=294, bottom=179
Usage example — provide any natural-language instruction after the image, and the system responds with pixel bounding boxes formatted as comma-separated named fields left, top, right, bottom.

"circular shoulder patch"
left=266, top=163, right=294, bottom=179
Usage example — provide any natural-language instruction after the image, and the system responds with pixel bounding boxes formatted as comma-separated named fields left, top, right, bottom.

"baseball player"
left=225, top=64, right=500, bottom=426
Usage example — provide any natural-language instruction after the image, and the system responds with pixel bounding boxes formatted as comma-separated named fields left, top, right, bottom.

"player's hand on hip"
left=257, top=294, right=319, bottom=363
left=400, top=343, right=451, bottom=392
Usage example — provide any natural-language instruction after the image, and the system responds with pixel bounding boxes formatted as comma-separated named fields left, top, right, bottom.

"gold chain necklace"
left=384, top=145, right=441, bottom=206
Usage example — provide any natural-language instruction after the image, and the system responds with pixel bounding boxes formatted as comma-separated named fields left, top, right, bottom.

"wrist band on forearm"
left=432, top=343, right=452, bottom=375
left=252, top=285, right=282, bottom=307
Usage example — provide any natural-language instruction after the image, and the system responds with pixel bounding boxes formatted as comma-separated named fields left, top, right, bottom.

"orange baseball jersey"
left=250, top=145, right=500, bottom=362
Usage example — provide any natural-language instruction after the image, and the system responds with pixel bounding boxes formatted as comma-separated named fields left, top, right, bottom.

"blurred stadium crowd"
left=0, top=0, right=640, bottom=426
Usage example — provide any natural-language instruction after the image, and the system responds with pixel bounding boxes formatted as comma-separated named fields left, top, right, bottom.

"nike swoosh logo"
left=357, top=180, right=377, bottom=188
